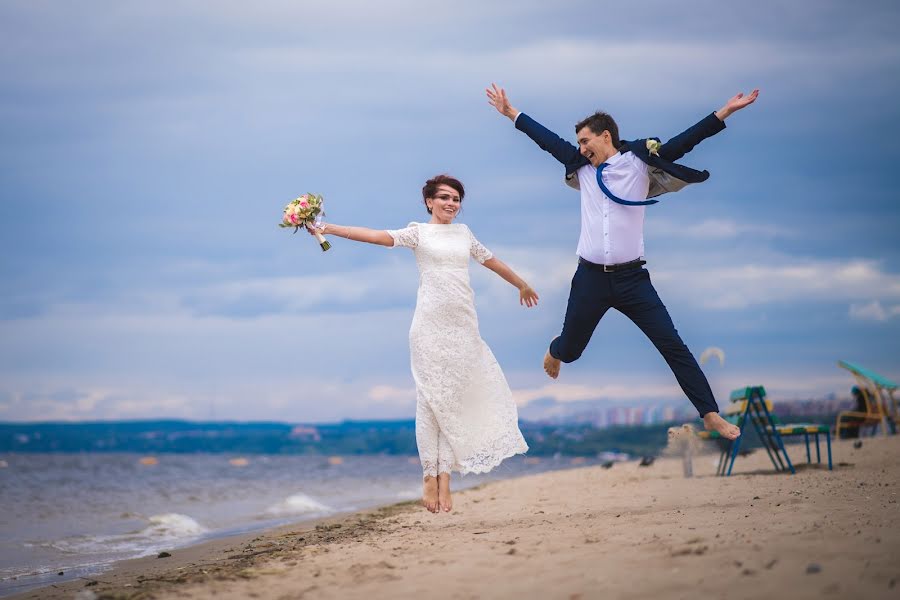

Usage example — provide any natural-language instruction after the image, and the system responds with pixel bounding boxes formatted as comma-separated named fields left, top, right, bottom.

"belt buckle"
left=603, top=264, right=615, bottom=273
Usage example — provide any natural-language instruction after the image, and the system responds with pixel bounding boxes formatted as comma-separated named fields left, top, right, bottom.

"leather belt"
left=578, top=257, right=647, bottom=273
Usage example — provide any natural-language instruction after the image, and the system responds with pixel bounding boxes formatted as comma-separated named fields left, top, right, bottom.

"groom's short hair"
left=422, top=174, right=465, bottom=214
left=575, top=112, right=622, bottom=149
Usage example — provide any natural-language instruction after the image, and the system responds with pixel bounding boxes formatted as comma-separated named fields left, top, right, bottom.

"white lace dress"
left=387, top=222, right=529, bottom=476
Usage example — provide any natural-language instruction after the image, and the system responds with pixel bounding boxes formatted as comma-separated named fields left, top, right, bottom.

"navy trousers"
left=549, top=261, right=719, bottom=417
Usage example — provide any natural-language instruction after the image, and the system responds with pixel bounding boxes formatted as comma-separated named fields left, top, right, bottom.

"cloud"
left=849, top=300, right=900, bottom=322
left=367, top=385, right=417, bottom=406
left=509, top=366, right=863, bottom=410
left=0, top=386, right=196, bottom=422
left=653, top=258, right=900, bottom=310
left=2, top=0, right=899, bottom=423
left=6, top=2, right=898, bottom=142
left=474, top=244, right=900, bottom=315
left=647, top=217, right=789, bottom=240
left=0, top=374, right=420, bottom=423
left=178, top=264, right=417, bottom=318
left=513, top=382, right=682, bottom=406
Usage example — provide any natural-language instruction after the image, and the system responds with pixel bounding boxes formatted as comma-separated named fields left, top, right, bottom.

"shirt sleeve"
left=467, top=226, right=494, bottom=264
left=386, top=222, right=419, bottom=249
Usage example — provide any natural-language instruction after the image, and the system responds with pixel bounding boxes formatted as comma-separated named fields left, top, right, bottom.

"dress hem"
left=455, top=442, right=530, bottom=476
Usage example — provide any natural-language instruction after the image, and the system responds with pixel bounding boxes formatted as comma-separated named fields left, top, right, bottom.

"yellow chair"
left=835, top=361, right=898, bottom=438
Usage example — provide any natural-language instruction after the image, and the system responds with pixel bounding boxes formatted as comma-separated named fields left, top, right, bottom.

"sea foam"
left=266, top=493, right=332, bottom=516
left=49, top=513, right=207, bottom=556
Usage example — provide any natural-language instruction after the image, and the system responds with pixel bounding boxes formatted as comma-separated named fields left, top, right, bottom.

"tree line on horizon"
left=0, top=416, right=835, bottom=457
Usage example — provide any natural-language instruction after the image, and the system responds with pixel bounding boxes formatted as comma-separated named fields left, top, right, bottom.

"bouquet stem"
left=313, top=230, right=332, bottom=252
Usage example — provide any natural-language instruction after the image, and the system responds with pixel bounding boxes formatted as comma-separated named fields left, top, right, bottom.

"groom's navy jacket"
left=515, top=111, right=726, bottom=201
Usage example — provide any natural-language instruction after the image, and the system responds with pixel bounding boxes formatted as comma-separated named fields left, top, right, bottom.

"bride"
left=308, top=174, right=537, bottom=513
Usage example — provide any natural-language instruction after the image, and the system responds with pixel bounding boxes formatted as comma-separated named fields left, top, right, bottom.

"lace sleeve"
left=386, top=222, right=419, bottom=249
left=467, top=226, right=494, bottom=264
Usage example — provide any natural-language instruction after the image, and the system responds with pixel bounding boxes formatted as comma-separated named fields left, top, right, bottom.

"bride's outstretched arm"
left=482, top=257, right=539, bottom=308
left=307, top=223, right=394, bottom=247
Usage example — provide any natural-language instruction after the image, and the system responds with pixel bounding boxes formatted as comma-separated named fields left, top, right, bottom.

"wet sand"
left=13, top=435, right=899, bottom=600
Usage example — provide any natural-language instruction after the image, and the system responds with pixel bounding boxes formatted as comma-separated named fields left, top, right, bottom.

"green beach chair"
left=769, top=417, right=833, bottom=471
left=697, top=386, right=833, bottom=475
left=696, top=386, right=797, bottom=476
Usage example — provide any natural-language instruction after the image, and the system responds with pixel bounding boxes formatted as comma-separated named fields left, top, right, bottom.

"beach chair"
left=697, top=386, right=796, bottom=476
left=768, top=416, right=832, bottom=471
left=699, top=386, right=835, bottom=475
left=835, top=361, right=898, bottom=437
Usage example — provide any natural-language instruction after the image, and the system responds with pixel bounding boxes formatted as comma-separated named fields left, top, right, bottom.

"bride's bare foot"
left=543, top=349, right=560, bottom=379
left=422, top=476, right=439, bottom=513
left=437, top=472, right=452, bottom=512
left=703, top=412, right=741, bottom=440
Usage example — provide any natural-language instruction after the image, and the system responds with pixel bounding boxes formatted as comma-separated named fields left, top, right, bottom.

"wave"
left=266, top=493, right=332, bottom=517
left=47, top=513, right=207, bottom=557
left=394, top=487, right=422, bottom=500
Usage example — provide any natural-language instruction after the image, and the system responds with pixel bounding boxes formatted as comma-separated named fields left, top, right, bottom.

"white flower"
left=646, top=139, right=662, bottom=157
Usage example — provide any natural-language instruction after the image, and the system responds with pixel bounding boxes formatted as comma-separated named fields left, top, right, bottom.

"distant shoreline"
left=0, top=416, right=840, bottom=458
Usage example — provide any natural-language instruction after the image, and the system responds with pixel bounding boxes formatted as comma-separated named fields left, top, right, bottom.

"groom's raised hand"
left=486, top=83, right=520, bottom=122
left=715, top=89, right=760, bottom=121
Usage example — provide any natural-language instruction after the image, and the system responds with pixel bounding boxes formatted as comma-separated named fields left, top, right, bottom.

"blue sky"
left=1, top=0, right=899, bottom=422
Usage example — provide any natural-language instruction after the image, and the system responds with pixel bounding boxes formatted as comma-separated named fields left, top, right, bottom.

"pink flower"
left=299, top=200, right=309, bottom=209
left=289, top=213, right=300, bottom=225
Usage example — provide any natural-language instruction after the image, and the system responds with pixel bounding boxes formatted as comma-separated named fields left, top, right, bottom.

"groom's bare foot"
left=437, top=472, right=452, bottom=512
left=703, top=412, right=741, bottom=440
left=422, top=476, right=439, bottom=513
left=543, top=350, right=560, bottom=379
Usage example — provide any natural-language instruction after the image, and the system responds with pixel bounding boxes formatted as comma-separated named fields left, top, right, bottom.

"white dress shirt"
left=573, top=152, right=650, bottom=265
left=511, top=112, right=651, bottom=265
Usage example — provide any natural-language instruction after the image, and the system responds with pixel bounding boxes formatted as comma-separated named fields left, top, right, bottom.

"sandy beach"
left=14, top=435, right=899, bottom=600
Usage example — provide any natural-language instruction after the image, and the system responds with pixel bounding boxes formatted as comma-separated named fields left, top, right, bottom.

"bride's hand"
left=305, top=223, right=325, bottom=236
left=519, top=285, right=539, bottom=308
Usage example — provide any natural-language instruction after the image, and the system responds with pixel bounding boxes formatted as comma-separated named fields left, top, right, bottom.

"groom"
left=486, top=84, right=759, bottom=440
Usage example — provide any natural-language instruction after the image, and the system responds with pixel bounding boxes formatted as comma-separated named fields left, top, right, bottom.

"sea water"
left=0, top=452, right=594, bottom=596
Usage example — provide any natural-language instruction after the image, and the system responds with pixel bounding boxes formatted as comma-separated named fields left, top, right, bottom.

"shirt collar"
left=603, top=151, right=624, bottom=167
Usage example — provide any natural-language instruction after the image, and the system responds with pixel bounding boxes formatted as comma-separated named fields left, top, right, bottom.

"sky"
left=1, top=0, right=899, bottom=423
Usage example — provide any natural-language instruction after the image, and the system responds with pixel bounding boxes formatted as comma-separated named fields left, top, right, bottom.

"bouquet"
left=279, top=193, right=331, bottom=251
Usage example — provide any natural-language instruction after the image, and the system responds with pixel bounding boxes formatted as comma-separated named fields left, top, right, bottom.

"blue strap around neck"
left=596, top=162, right=658, bottom=206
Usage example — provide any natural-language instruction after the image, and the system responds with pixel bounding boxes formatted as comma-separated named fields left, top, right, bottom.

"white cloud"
left=473, top=245, right=900, bottom=314
left=0, top=385, right=197, bottom=422
left=513, top=382, right=681, bottom=406
left=178, top=264, right=417, bottom=317
left=648, top=217, right=789, bottom=240
left=653, top=258, right=900, bottom=310
left=509, top=367, right=863, bottom=410
left=18, top=259, right=419, bottom=321
left=0, top=375, right=419, bottom=423
left=2, top=0, right=899, bottom=424
left=849, top=300, right=900, bottom=322
left=367, top=385, right=417, bottom=406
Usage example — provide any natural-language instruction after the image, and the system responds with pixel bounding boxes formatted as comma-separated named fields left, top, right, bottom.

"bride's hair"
left=422, top=174, right=465, bottom=214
